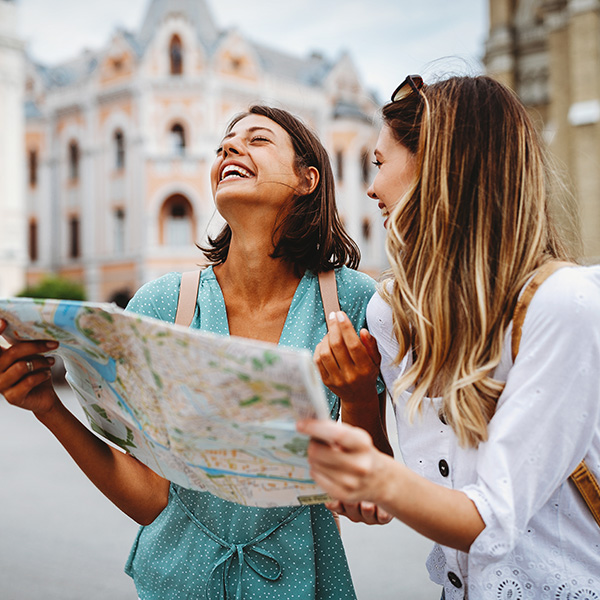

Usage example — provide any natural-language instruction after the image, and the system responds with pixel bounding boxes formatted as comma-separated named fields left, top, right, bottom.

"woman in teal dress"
left=0, top=105, right=385, bottom=599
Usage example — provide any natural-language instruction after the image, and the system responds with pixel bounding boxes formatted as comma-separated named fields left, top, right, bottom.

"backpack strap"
left=318, top=269, right=340, bottom=329
left=511, top=260, right=600, bottom=528
left=175, top=270, right=201, bottom=326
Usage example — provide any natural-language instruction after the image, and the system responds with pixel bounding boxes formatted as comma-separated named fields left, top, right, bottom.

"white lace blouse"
left=366, top=265, right=600, bottom=599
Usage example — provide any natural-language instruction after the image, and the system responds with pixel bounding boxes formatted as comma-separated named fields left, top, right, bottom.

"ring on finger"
left=25, top=360, right=34, bottom=373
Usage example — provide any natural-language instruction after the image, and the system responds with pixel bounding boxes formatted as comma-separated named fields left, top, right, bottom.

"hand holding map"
left=0, top=298, right=331, bottom=507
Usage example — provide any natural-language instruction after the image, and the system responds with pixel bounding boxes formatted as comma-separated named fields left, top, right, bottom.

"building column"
left=566, top=0, right=600, bottom=260
left=484, top=0, right=517, bottom=89
left=0, top=0, right=26, bottom=296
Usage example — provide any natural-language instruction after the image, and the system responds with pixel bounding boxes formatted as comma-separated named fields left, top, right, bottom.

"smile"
left=219, top=163, right=255, bottom=182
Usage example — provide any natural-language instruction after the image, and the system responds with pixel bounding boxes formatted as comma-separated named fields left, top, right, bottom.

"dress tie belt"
left=171, top=486, right=307, bottom=600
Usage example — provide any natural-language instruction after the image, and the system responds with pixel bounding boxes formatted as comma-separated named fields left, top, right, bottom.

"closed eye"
left=250, top=136, right=270, bottom=143
left=372, top=160, right=382, bottom=168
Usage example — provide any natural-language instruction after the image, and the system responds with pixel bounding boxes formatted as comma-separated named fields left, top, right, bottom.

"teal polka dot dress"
left=124, top=266, right=378, bottom=600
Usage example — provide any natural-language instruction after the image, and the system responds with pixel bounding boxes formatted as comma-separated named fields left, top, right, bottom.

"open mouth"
left=219, top=163, right=255, bottom=182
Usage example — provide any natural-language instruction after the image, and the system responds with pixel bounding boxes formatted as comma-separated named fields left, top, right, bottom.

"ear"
left=299, top=166, right=320, bottom=195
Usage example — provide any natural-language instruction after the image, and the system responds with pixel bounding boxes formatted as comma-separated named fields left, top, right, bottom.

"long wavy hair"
left=382, top=75, right=577, bottom=447
left=200, top=105, right=360, bottom=273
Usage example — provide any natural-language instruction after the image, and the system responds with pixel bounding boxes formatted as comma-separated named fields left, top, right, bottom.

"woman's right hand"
left=0, top=319, right=60, bottom=417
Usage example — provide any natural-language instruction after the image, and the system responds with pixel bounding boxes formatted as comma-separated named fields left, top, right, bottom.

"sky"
left=16, top=0, right=488, bottom=102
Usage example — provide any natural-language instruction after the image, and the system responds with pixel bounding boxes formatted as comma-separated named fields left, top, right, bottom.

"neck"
left=213, top=229, right=302, bottom=306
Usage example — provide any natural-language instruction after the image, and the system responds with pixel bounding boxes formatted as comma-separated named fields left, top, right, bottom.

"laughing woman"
left=0, top=105, right=385, bottom=599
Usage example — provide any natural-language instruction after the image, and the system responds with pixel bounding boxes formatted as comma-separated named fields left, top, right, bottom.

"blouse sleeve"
left=463, top=267, right=600, bottom=561
left=124, top=272, right=182, bottom=323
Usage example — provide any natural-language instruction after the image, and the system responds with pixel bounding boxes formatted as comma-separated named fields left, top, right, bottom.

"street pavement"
left=0, top=384, right=441, bottom=600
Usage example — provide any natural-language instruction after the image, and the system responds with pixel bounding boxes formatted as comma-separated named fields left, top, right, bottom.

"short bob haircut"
left=200, top=105, right=360, bottom=273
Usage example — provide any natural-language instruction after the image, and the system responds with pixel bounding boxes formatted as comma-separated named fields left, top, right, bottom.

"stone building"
left=23, top=0, right=383, bottom=304
left=485, top=0, right=600, bottom=262
left=0, top=0, right=27, bottom=296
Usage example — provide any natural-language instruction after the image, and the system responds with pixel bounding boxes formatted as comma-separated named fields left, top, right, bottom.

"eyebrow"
left=222, top=126, right=275, bottom=141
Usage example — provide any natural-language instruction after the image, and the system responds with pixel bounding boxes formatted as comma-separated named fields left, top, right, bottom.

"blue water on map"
left=54, top=301, right=117, bottom=382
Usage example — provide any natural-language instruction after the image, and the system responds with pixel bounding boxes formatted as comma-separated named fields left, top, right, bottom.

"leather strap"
left=317, top=270, right=340, bottom=329
left=175, top=270, right=201, bottom=326
left=511, top=260, right=600, bottom=528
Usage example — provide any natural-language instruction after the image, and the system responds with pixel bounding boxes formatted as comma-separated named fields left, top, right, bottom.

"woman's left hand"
left=314, top=311, right=380, bottom=401
left=326, top=499, right=392, bottom=526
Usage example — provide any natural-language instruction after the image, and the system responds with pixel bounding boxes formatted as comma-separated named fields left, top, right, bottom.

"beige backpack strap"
left=318, top=270, right=340, bottom=330
left=175, top=270, right=201, bottom=327
left=511, top=260, right=600, bottom=528
left=511, top=261, right=573, bottom=362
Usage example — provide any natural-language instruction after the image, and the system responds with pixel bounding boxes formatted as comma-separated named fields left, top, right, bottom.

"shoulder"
left=334, top=266, right=377, bottom=304
left=522, top=264, right=600, bottom=345
left=125, top=272, right=182, bottom=321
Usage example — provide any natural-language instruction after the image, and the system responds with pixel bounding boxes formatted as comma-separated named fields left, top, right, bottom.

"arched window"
left=170, top=123, right=186, bottom=156
left=28, top=219, right=38, bottom=262
left=68, top=141, right=79, bottom=181
left=169, top=35, right=183, bottom=75
left=114, top=130, right=125, bottom=170
left=69, top=215, right=80, bottom=258
left=29, top=149, right=38, bottom=187
left=160, top=194, right=194, bottom=246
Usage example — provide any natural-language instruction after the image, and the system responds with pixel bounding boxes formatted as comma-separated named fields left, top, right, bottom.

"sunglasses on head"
left=391, top=75, right=424, bottom=102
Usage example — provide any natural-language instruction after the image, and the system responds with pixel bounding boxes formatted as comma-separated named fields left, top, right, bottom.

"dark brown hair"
left=200, top=105, right=360, bottom=273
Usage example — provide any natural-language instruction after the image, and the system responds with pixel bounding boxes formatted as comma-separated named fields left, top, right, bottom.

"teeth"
left=221, top=164, right=252, bottom=181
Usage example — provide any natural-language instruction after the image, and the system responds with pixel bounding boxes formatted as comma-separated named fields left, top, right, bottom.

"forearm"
left=372, top=453, right=484, bottom=552
left=37, top=401, right=169, bottom=524
left=341, top=390, right=393, bottom=456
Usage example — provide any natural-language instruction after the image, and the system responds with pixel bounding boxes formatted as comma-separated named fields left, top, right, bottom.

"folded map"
left=0, top=297, right=331, bottom=507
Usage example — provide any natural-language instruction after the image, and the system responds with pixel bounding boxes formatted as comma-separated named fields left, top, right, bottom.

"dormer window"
left=169, top=35, right=183, bottom=75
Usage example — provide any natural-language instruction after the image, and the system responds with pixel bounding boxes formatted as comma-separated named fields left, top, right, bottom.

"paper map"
left=0, top=297, right=331, bottom=507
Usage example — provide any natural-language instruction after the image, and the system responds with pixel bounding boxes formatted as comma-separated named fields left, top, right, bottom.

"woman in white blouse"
left=299, top=75, right=600, bottom=598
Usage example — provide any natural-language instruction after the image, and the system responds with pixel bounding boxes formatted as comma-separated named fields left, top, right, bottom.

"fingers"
left=2, top=369, right=52, bottom=406
left=359, top=329, right=381, bottom=366
left=0, top=355, right=55, bottom=391
left=298, top=418, right=373, bottom=451
left=0, top=339, right=58, bottom=373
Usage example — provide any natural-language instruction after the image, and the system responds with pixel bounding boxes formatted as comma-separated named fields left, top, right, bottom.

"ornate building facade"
left=24, top=0, right=383, bottom=304
left=485, top=0, right=600, bottom=262
left=0, top=0, right=26, bottom=296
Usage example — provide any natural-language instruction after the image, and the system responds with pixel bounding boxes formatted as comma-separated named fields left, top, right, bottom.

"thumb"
left=359, top=329, right=381, bottom=365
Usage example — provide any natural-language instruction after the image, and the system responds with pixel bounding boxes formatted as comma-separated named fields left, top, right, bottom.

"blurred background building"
left=2, top=0, right=600, bottom=304
left=17, top=0, right=383, bottom=304
left=485, top=0, right=600, bottom=262
left=0, top=0, right=26, bottom=297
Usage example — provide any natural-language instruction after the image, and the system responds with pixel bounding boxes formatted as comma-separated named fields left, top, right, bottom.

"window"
left=169, top=35, right=183, bottom=75
left=28, top=220, right=38, bottom=262
left=69, top=215, right=80, bottom=259
left=114, top=130, right=125, bottom=170
left=114, top=208, right=125, bottom=255
left=361, top=149, right=371, bottom=185
left=160, top=195, right=193, bottom=246
left=170, top=123, right=186, bottom=156
left=68, top=141, right=79, bottom=181
left=336, top=150, right=344, bottom=183
left=28, top=150, right=38, bottom=187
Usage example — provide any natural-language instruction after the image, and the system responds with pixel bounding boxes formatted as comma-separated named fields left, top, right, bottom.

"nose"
left=366, top=182, right=377, bottom=199
left=222, top=136, right=242, bottom=157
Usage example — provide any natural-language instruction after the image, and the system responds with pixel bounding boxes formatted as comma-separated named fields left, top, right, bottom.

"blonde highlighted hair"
left=382, top=76, right=576, bottom=447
